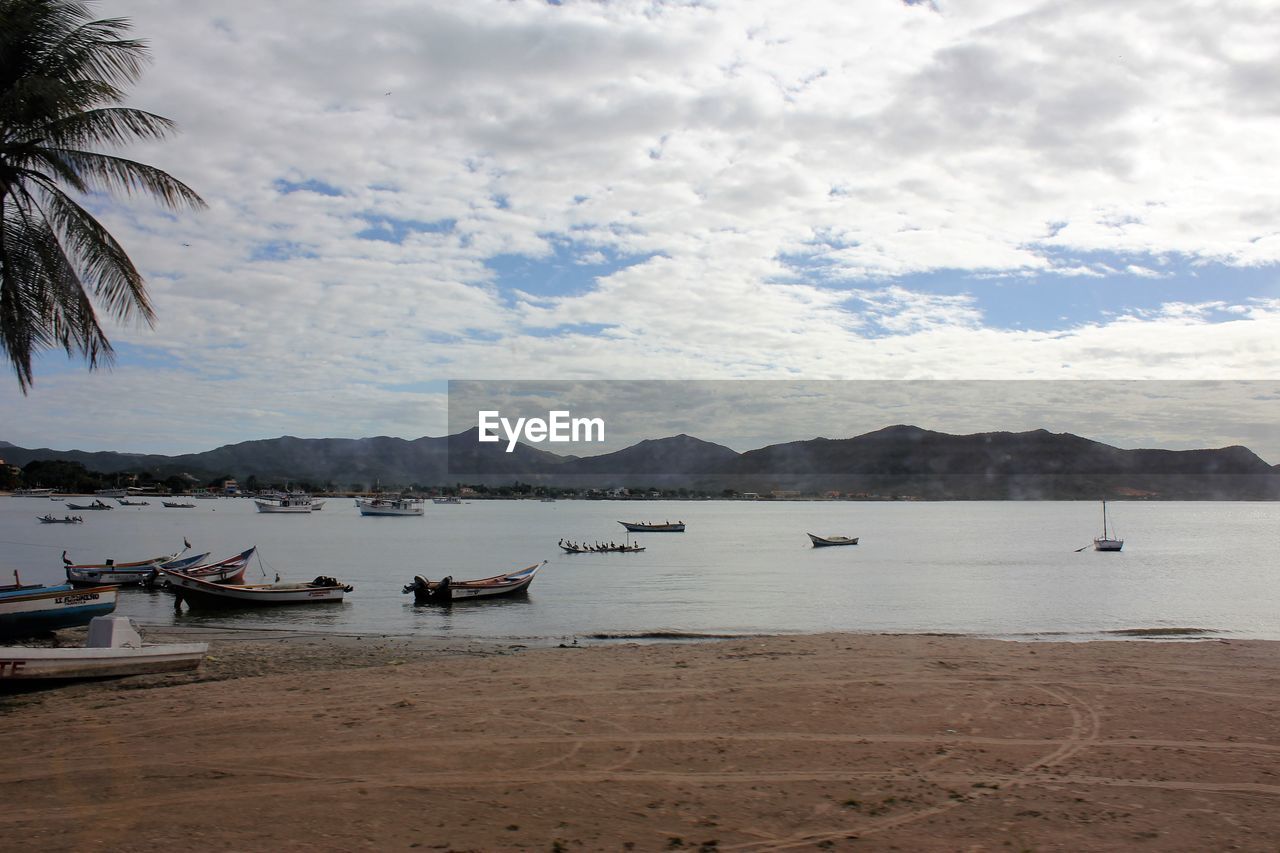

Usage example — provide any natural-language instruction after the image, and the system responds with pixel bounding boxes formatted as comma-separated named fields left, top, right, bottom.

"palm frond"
left=44, top=148, right=205, bottom=210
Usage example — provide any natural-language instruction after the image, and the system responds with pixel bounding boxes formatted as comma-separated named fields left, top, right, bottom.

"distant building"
left=771, top=490, right=802, bottom=499
left=741, top=492, right=760, bottom=500
left=222, top=479, right=240, bottom=495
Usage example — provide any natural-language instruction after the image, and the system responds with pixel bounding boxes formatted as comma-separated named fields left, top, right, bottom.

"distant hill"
left=2, top=426, right=1277, bottom=498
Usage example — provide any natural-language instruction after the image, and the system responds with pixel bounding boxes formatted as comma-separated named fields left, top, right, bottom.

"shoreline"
left=2, top=629, right=1277, bottom=850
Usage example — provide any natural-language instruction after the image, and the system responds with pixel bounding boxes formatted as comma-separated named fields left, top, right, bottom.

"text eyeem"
left=478, top=410, right=605, bottom=453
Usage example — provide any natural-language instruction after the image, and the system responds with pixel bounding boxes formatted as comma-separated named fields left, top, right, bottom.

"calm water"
left=2, top=497, right=1277, bottom=641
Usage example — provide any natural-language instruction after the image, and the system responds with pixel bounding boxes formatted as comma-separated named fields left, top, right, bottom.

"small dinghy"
left=807, top=533, right=859, bottom=547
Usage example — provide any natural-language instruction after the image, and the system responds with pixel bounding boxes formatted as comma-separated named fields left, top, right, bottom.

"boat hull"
left=164, top=571, right=350, bottom=607
left=808, top=533, right=859, bottom=547
left=0, top=644, right=207, bottom=679
left=254, top=501, right=312, bottom=513
left=66, top=566, right=160, bottom=586
left=0, top=585, right=118, bottom=639
left=406, top=563, right=542, bottom=604
left=1093, top=538, right=1124, bottom=552
left=618, top=521, right=685, bottom=532
left=357, top=498, right=424, bottom=516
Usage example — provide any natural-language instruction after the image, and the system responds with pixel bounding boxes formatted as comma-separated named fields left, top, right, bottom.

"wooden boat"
left=0, top=616, right=206, bottom=679
left=558, top=540, right=645, bottom=554
left=403, top=562, right=543, bottom=604
left=164, top=570, right=352, bottom=608
left=158, top=552, right=212, bottom=571
left=0, top=575, right=118, bottom=638
left=808, top=533, right=859, bottom=547
left=254, top=492, right=317, bottom=513
left=116, top=498, right=150, bottom=506
left=1093, top=500, right=1124, bottom=552
left=162, top=501, right=196, bottom=508
left=178, top=547, right=256, bottom=584
left=37, top=514, right=83, bottom=524
left=65, top=500, right=112, bottom=511
left=357, top=496, right=424, bottom=516
left=64, top=544, right=187, bottom=587
left=618, top=520, right=685, bottom=532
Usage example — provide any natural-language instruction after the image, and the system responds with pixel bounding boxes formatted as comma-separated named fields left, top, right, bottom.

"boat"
left=95, top=488, right=128, bottom=498
left=808, top=533, right=859, bottom=547
left=1093, top=500, right=1124, bottom=552
left=158, top=552, right=212, bottom=571
left=0, top=615, right=206, bottom=680
left=164, top=571, right=353, bottom=608
left=37, top=514, right=84, bottom=524
left=254, top=492, right=317, bottom=513
left=618, top=520, right=685, bottom=532
left=65, top=500, right=112, bottom=511
left=433, top=496, right=462, bottom=505
left=162, top=500, right=196, bottom=508
left=11, top=487, right=55, bottom=498
left=403, top=562, right=543, bottom=604
left=558, top=540, right=645, bottom=554
left=63, top=543, right=188, bottom=587
left=0, top=574, right=118, bottom=638
left=174, top=547, right=256, bottom=584
left=356, top=496, right=425, bottom=516
left=116, top=498, right=150, bottom=506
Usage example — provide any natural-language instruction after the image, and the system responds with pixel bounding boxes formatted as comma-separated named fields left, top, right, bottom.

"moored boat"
left=116, top=498, right=150, bottom=506
left=66, top=500, right=112, bottom=511
left=0, top=616, right=206, bottom=679
left=11, top=487, right=55, bottom=498
left=37, top=514, right=83, bottom=524
left=254, top=492, right=317, bottom=513
left=1093, top=500, right=1124, bottom=552
left=0, top=576, right=118, bottom=639
left=162, top=500, right=196, bottom=508
left=618, top=520, right=685, bottom=532
left=175, top=547, right=256, bottom=584
left=403, top=562, right=543, bottom=604
left=808, top=533, right=859, bottom=547
left=64, top=544, right=188, bottom=587
left=558, top=539, right=645, bottom=554
left=357, top=496, right=424, bottom=516
left=164, top=570, right=352, bottom=608
left=433, top=496, right=462, bottom=505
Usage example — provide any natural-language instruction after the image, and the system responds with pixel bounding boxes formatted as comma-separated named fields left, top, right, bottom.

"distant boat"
left=254, top=492, right=318, bottom=513
left=558, top=540, right=645, bottom=554
left=433, top=496, right=462, bottom=505
left=618, top=520, right=685, bottom=532
left=117, top=498, right=150, bottom=506
left=0, top=616, right=206, bottom=680
left=95, top=488, right=128, bottom=498
left=357, top=496, right=424, bottom=516
left=808, top=533, right=859, bottom=547
left=0, top=576, right=117, bottom=639
left=66, top=500, right=112, bottom=511
left=1094, top=500, right=1124, bottom=552
left=162, top=501, right=196, bottom=509
left=403, top=562, right=543, bottom=604
left=37, top=514, right=83, bottom=524
left=11, top=487, right=55, bottom=498
left=165, top=571, right=353, bottom=608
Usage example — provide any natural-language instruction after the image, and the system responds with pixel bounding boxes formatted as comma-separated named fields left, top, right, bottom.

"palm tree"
left=0, top=0, right=204, bottom=391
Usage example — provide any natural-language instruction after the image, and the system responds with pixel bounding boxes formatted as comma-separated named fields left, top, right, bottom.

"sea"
left=3, top=497, right=1277, bottom=643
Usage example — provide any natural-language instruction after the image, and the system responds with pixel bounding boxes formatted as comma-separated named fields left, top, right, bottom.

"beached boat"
left=37, top=514, right=83, bottom=524
left=254, top=492, right=317, bottom=513
left=0, top=616, right=206, bottom=680
left=618, top=520, right=685, bottom=532
left=117, top=498, right=150, bottom=506
left=164, top=571, right=352, bottom=608
left=1093, top=500, right=1124, bottom=552
left=162, top=500, right=196, bottom=508
left=66, top=500, right=112, bottom=511
left=357, top=496, right=424, bottom=516
left=403, top=562, right=543, bottom=604
left=11, top=487, right=55, bottom=498
left=64, top=544, right=188, bottom=587
left=433, top=496, right=462, bottom=505
left=808, top=533, right=859, bottom=547
left=0, top=576, right=118, bottom=638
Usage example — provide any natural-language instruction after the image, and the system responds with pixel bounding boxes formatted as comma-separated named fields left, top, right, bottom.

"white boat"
left=11, top=487, right=55, bottom=498
left=807, top=533, right=859, bottom=547
left=0, top=616, right=206, bottom=680
left=1093, top=500, right=1124, bottom=552
left=164, top=571, right=353, bottom=608
left=254, top=492, right=317, bottom=513
left=64, top=544, right=188, bottom=587
left=357, top=496, right=424, bottom=516
left=433, top=496, right=462, bottom=505
left=162, top=500, right=196, bottom=508
left=619, top=520, right=685, bottom=532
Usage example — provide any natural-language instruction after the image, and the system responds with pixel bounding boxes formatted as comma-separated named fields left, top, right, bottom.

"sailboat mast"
left=1102, top=500, right=1108, bottom=539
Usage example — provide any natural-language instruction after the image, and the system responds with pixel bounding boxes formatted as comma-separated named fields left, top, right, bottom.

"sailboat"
left=1093, top=500, right=1124, bottom=552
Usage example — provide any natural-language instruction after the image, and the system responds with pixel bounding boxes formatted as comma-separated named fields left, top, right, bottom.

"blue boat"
left=0, top=579, right=119, bottom=639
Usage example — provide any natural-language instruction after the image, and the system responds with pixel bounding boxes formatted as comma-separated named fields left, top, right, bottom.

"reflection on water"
left=2, top=497, right=1278, bottom=640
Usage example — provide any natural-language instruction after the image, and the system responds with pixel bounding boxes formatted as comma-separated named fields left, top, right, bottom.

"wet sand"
left=1, top=628, right=1278, bottom=851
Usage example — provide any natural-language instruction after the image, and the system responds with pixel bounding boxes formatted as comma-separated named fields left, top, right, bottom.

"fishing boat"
left=254, top=492, right=318, bottom=513
left=433, top=496, right=462, bottom=505
left=808, top=533, right=859, bottom=547
left=0, top=616, right=206, bottom=680
left=63, top=543, right=188, bottom=587
left=1093, top=500, right=1124, bottom=552
left=176, top=547, right=256, bottom=584
left=357, top=496, right=425, bottom=516
left=0, top=575, right=118, bottom=639
left=403, top=562, right=543, bottom=604
left=558, top=540, right=645, bottom=554
left=117, top=498, right=150, bottom=506
left=164, top=571, right=353, bottom=608
left=66, top=500, right=112, bottom=511
left=618, top=520, right=685, bottom=532
left=11, top=487, right=55, bottom=498
left=37, top=514, right=83, bottom=524
left=158, top=552, right=212, bottom=571
left=162, top=500, right=196, bottom=508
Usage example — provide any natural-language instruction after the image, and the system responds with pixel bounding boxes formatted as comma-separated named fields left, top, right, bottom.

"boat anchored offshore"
left=254, top=492, right=319, bottom=513
left=1093, top=500, right=1124, bottom=552
left=807, top=533, right=859, bottom=547
left=403, top=562, right=543, bottom=604
left=618, top=520, right=685, bottom=533
left=356, top=496, right=425, bottom=516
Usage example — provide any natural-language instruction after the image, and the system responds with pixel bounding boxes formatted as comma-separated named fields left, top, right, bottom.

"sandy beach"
left=1, top=629, right=1278, bottom=852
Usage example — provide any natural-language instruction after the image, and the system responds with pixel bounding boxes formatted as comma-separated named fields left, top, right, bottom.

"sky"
left=3, top=0, right=1280, bottom=459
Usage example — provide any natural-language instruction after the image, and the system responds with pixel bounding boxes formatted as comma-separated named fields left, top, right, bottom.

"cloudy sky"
left=4, top=0, right=1280, bottom=458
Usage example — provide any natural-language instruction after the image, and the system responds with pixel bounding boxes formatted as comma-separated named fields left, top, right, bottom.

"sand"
left=1, top=628, right=1278, bottom=852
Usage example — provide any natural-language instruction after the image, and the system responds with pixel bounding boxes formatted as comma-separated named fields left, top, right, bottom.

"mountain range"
left=3, top=425, right=1278, bottom=499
